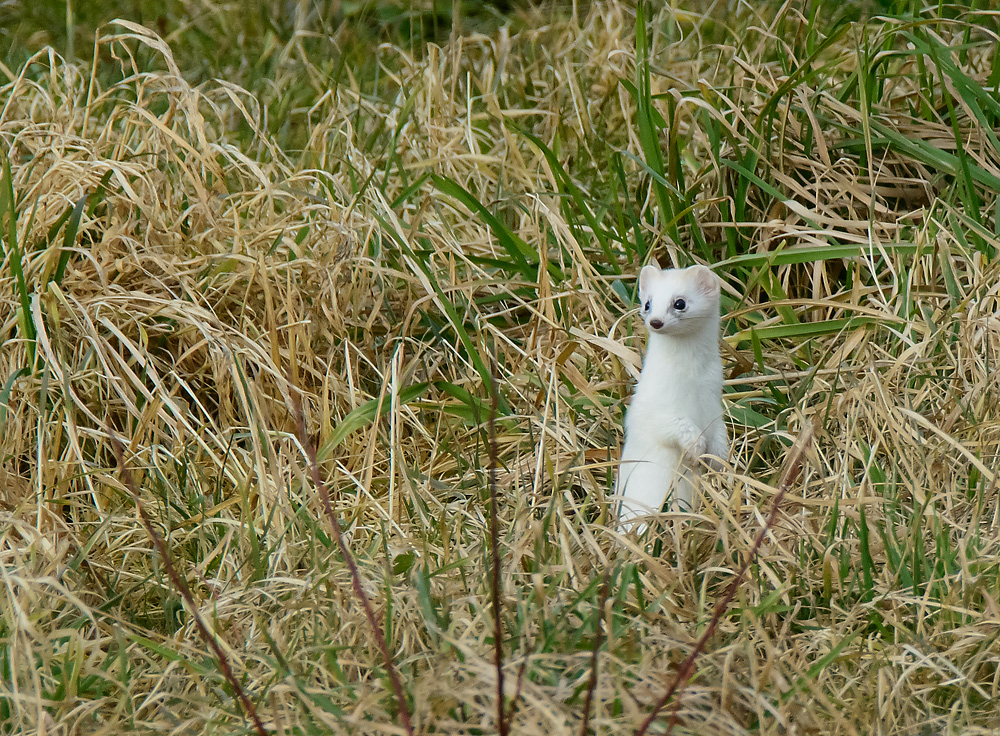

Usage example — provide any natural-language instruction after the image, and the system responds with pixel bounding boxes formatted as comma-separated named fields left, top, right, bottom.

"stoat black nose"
left=649, top=318, right=663, bottom=329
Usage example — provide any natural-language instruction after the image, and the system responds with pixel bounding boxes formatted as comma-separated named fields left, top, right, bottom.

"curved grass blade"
left=319, top=382, right=432, bottom=459
left=717, top=241, right=920, bottom=269
left=512, top=124, right=620, bottom=274
left=432, top=173, right=537, bottom=279
left=376, top=214, right=512, bottom=414
left=1, top=151, right=36, bottom=365
left=633, top=1, right=679, bottom=249
left=53, top=193, right=87, bottom=284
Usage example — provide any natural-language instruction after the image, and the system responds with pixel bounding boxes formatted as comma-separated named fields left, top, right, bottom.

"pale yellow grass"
left=1, top=3, right=1000, bottom=735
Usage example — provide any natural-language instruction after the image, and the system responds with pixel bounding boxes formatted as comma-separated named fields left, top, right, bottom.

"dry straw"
left=1, top=1, right=999, bottom=734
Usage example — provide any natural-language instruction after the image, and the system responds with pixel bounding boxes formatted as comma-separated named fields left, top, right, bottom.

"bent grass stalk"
left=488, top=370, right=511, bottom=736
left=635, top=424, right=815, bottom=736
left=108, top=429, right=269, bottom=736
left=290, top=391, right=415, bottom=736
left=579, top=568, right=612, bottom=736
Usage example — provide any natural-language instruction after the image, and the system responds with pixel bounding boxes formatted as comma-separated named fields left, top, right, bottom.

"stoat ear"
left=689, top=265, right=721, bottom=296
left=638, top=264, right=660, bottom=299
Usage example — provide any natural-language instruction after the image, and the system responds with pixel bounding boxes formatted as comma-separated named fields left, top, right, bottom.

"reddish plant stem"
left=109, top=431, right=268, bottom=736
left=635, top=425, right=814, bottom=736
left=506, top=648, right=530, bottom=725
left=290, top=394, right=415, bottom=736
left=488, top=375, right=509, bottom=736
left=580, top=568, right=612, bottom=736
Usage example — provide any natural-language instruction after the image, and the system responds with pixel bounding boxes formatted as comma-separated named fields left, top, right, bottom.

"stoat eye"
left=643, top=299, right=651, bottom=312
left=673, top=298, right=687, bottom=311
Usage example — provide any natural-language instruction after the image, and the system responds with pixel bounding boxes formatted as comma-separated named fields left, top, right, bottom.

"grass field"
left=2, top=1, right=1000, bottom=734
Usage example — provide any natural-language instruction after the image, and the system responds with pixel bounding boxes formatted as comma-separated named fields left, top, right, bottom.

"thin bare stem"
left=506, top=648, right=530, bottom=725
left=290, top=392, right=415, bottom=736
left=108, top=430, right=268, bottom=736
left=580, top=568, right=612, bottom=736
left=635, top=424, right=815, bottom=736
left=488, top=372, right=508, bottom=736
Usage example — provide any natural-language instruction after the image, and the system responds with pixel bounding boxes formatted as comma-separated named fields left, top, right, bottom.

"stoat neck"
left=642, top=320, right=720, bottom=372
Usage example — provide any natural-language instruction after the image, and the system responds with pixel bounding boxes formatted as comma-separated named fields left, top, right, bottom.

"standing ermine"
left=616, top=263, right=729, bottom=529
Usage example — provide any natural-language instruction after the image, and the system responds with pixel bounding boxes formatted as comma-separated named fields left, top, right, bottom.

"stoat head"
left=638, top=263, right=721, bottom=337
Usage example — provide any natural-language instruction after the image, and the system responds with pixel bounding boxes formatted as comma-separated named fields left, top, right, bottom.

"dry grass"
left=2, top=1, right=1000, bottom=734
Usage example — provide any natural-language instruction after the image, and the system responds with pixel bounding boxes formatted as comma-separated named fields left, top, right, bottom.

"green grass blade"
left=513, top=124, right=620, bottom=274
left=432, top=173, right=537, bottom=279
left=857, top=505, right=876, bottom=602
left=1, top=151, right=37, bottom=363
left=53, top=193, right=88, bottom=284
left=320, top=382, right=432, bottom=458
left=612, top=152, right=647, bottom=261
left=0, top=367, right=29, bottom=433
left=736, top=317, right=885, bottom=343
left=718, top=241, right=920, bottom=269
left=633, top=0, right=680, bottom=250
left=865, top=119, right=1000, bottom=192
left=377, top=214, right=510, bottom=414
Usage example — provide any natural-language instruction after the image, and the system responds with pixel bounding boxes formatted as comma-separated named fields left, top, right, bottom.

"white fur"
left=615, top=263, right=729, bottom=530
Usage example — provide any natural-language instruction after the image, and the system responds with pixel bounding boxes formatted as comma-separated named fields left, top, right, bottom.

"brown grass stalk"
left=488, top=372, right=509, bottom=736
left=579, top=568, right=612, bottom=736
left=507, top=646, right=531, bottom=725
left=108, top=429, right=269, bottom=736
left=289, top=391, right=415, bottom=736
left=635, top=424, right=815, bottom=736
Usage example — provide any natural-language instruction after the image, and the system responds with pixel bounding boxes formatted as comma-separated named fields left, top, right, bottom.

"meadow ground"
left=2, top=1, right=1000, bottom=734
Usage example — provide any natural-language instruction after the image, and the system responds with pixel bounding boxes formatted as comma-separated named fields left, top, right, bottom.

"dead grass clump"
left=2, top=2, right=1000, bottom=734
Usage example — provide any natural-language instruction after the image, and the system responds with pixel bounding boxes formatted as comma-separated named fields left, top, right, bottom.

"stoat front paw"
left=687, top=435, right=708, bottom=459
left=676, top=423, right=707, bottom=458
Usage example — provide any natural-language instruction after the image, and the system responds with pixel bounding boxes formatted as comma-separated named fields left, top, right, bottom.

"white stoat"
left=615, top=263, right=729, bottom=530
